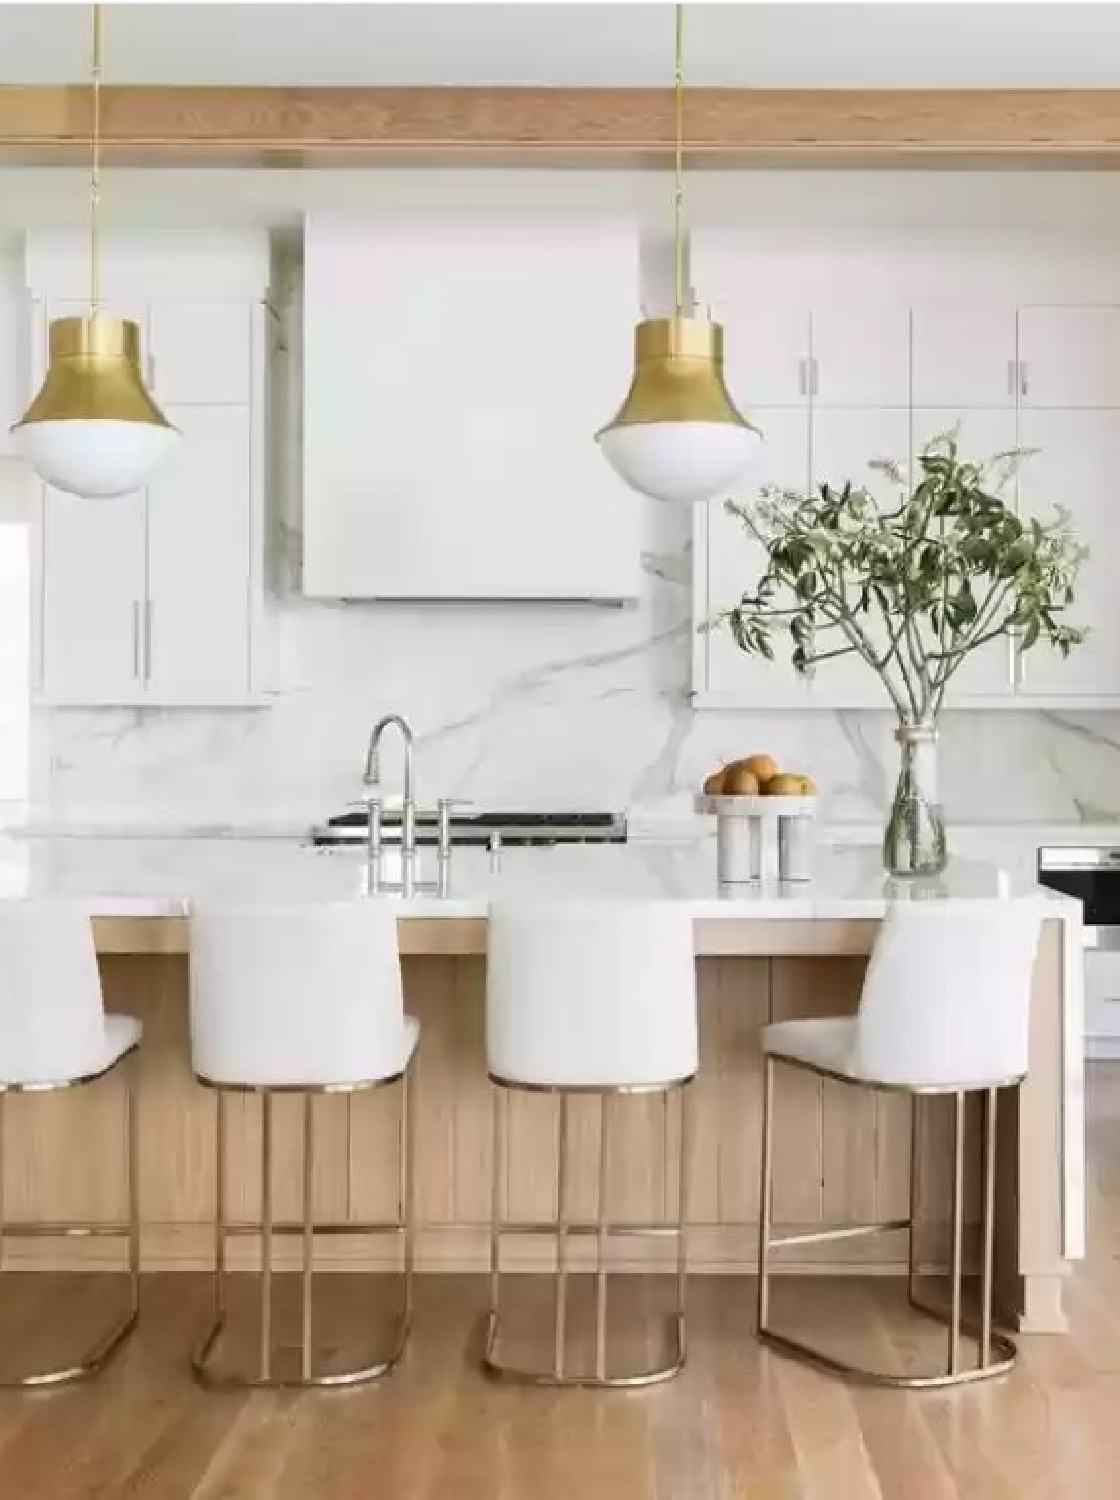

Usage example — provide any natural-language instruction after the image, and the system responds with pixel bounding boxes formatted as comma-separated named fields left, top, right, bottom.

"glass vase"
left=882, top=720, right=947, bottom=878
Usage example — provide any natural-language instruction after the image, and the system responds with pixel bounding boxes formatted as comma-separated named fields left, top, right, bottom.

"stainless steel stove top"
left=310, top=809, right=627, bottom=848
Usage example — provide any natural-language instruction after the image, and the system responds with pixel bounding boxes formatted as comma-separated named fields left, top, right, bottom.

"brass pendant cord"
left=89, top=2, right=102, bottom=317
left=673, top=2, right=685, bottom=320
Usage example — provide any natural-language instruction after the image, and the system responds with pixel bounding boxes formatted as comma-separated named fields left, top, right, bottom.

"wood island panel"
left=0, top=918, right=1070, bottom=1331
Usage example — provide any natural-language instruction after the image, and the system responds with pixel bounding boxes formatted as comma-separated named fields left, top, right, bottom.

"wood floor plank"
left=0, top=1065, right=1119, bottom=1496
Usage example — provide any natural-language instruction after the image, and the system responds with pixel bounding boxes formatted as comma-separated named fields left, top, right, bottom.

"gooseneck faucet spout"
left=363, top=714, right=417, bottom=865
left=363, top=714, right=414, bottom=799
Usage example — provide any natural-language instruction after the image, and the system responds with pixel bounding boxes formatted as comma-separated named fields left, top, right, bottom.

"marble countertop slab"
left=0, top=832, right=1079, bottom=923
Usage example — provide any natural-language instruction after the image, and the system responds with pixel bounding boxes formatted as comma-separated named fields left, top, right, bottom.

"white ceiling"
left=1, top=3, right=1119, bottom=88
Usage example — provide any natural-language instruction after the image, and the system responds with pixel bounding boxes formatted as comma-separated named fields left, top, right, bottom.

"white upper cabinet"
left=1018, top=305, right=1120, bottom=407
left=691, top=233, right=810, bottom=407
left=301, top=212, right=641, bottom=602
left=40, top=489, right=146, bottom=704
left=1017, top=408, right=1120, bottom=702
left=149, top=300, right=257, bottom=407
left=0, top=251, right=25, bottom=455
left=25, top=231, right=268, bottom=707
left=911, top=305, right=1017, bottom=409
left=912, top=407, right=1020, bottom=705
left=696, top=407, right=816, bottom=706
left=810, top=306, right=911, bottom=407
left=809, top=406, right=913, bottom=709
left=693, top=283, right=1120, bottom=709
left=144, top=404, right=253, bottom=702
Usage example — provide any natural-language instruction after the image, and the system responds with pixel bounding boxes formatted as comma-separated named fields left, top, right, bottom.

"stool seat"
left=1, top=1012, right=142, bottom=1090
left=760, top=1017, right=1023, bottom=1094
left=195, top=1014, right=419, bottom=1091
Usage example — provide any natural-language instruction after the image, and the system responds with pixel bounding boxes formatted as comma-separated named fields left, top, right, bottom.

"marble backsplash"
left=30, top=497, right=1120, bottom=832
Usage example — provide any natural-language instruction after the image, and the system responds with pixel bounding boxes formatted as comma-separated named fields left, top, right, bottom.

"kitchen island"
left=0, top=833, right=1082, bottom=1333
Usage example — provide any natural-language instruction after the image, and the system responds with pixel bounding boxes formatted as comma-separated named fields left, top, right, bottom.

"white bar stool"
left=189, top=899, right=419, bottom=1389
left=484, top=899, right=699, bottom=1388
left=0, top=900, right=140, bottom=1386
left=757, top=899, right=1041, bottom=1389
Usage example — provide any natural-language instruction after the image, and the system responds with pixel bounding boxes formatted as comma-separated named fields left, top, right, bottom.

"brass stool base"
left=485, top=1076, right=694, bottom=1389
left=757, top=1055, right=1019, bottom=1391
left=0, top=1047, right=140, bottom=1388
left=483, top=1309, right=685, bottom=1389
left=192, top=1305, right=410, bottom=1391
left=2, top=1300, right=138, bottom=1390
left=191, top=1064, right=416, bottom=1391
left=760, top=1296, right=1017, bottom=1390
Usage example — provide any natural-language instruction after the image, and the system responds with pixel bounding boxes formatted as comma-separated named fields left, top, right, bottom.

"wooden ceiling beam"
left=0, top=85, right=1119, bottom=166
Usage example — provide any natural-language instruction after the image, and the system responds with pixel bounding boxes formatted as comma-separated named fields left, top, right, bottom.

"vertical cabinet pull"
left=798, top=358, right=807, bottom=398
left=1007, top=360, right=1017, bottom=397
left=143, top=601, right=153, bottom=684
left=131, top=601, right=142, bottom=681
left=1007, top=632, right=1023, bottom=691
left=1019, top=360, right=1029, bottom=398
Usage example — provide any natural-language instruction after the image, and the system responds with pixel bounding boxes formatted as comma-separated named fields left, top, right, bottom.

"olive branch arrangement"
left=720, top=430, right=1086, bottom=721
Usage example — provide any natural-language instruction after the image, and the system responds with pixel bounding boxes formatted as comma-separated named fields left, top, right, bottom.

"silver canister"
left=777, top=814, right=813, bottom=883
left=716, top=812, right=763, bottom=884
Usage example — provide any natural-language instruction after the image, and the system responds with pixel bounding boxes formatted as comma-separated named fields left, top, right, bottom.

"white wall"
left=29, top=169, right=1120, bottom=829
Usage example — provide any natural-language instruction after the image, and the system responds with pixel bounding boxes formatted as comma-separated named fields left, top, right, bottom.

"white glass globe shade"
left=13, top=419, right=180, bottom=499
left=597, top=420, right=760, bottom=506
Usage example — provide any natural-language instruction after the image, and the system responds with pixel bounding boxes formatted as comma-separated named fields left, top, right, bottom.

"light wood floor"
left=0, top=1067, right=1119, bottom=1499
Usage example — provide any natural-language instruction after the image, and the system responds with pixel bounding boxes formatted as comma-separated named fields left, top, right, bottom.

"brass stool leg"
left=948, top=1091, right=965, bottom=1376
left=757, top=1055, right=775, bottom=1334
left=676, top=1083, right=690, bottom=1360
left=594, top=1092, right=612, bottom=1382
left=908, top=1094, right=920, bottom=1307
left=980, top=1087, right=998, bottom=1369
left=301, top=1092, right=314, bottom=1382
left=553, top=1094, right=570, bottom=1380
left=259, top=1092, right=273, bottom=1383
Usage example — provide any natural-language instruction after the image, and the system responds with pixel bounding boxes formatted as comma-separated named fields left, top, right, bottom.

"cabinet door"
left=690, top=233, right=810, bottom=406
left=719, top=306, right=811, bottom=409
left=1016, top=409, right=1120, bottom=701
left=149, top=299, right=256, bottom=406
left=808, top=407, right=913, bottom=708
left=145, top=405, right=251, bottom=703
left=0, top=261, right=25, bottom=454
left=40, top=489, right=146, bottom=704
left=911, top=304, right=1017, bottom=409
left=696, top=407, right=815, bottom=704
left=912, top=408, right=1020, bottom=705
left=810, top=305, right=911, bottom=408
left=1019, top=306, right=1120, bottom=408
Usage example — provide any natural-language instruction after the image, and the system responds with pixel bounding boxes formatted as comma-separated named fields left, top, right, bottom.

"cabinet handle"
left=798, top=358, right=807, bottom=398
left=809, top=356, right=820, bottom=398
left=1007, top=360, right=1017, bottom=398
left=1007, top=631, right=1023, bottom=691
left=131, top=601, right=141, bottom=680
left=1019, top=360, right=1029, bottom=398
left=143, top=600, right=153, bottom=683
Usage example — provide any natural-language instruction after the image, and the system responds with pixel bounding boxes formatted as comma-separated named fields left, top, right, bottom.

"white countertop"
left=0, top=830, right=1078, bottom=922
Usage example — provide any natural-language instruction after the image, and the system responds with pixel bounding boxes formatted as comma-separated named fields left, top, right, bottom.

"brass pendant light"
left=596, top=4, right=759, bottom=506
left=11, top=4, right=178, bottom=499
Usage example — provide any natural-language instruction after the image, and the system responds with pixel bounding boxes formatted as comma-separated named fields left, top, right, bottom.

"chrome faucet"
left=363, top=714, right=416, bottom=860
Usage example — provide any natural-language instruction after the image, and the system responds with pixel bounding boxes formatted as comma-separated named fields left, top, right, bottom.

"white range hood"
left=298, top=205, right=643, bottom=605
